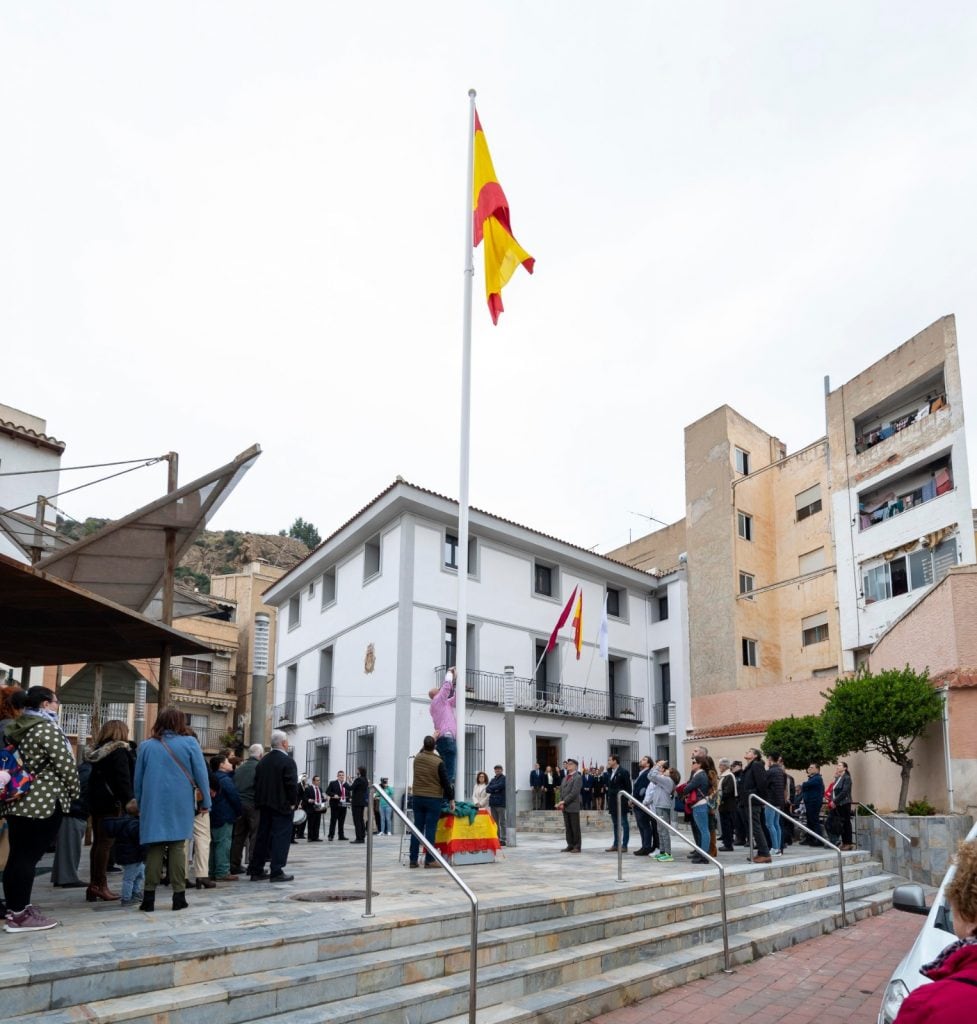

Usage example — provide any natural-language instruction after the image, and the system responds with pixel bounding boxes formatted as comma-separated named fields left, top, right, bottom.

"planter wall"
left=855, top=812, right=974, bottom=886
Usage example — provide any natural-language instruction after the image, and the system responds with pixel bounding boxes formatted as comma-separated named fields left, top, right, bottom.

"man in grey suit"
left=556, top=758, right=583, bottom=853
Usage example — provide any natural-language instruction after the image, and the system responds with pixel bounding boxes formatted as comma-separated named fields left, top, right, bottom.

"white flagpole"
left=454, top=88, right=477, bottom=799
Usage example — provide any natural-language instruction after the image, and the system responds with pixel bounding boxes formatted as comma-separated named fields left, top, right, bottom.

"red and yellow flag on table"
left=572, top=590, right=583, bottom=660
left=473, top=111, right=535, bottom=324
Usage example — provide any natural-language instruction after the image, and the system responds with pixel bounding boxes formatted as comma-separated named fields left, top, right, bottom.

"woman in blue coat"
left=134, top=707, right=211, bottom=912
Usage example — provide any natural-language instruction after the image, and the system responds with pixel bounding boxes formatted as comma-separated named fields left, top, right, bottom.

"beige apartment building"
left=610, top=316, right=975, bottom=809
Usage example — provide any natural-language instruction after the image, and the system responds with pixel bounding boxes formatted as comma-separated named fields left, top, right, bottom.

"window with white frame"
left=742, top=637, right=757, bottom=667
left=363, top=534, right=381, bottom=581
left=288, top=594, right=301, bottom=631
left=795, top=483, right=822, bottom=522
left=737, top=511, right=753, bottom=541
left=534, top=561, right=556, bottom=597
left=735, top=447, right=751, bottom=475
left=321, top=566, right=336, bottom=607
left=444, top=532, right=477, bottom=574
left=861, top=537, right=958, bottom=604
left=801, top=611, right=829, bottom=646
left=738, top=571, right=755, bottom=599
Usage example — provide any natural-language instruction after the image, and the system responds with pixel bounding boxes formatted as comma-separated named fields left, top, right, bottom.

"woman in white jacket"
left=644, top=762, right=678, bottom=862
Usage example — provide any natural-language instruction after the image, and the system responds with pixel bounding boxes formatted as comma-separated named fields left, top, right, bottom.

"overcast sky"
left=4, top=3, right=977, bottom=555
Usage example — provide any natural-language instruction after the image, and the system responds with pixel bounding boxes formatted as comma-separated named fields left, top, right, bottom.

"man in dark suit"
left=529, top=762, right=544, bottom=810
left=303, top=775, right=326, bottom=842
left=249, top=731, right=299, bottom=882
left=326, top=770, right=349, bottom=840
left=556, top=758, right=583, bottom=852
left=350, top=766, right=370, bottom=843
left=601, top=755, right=632, bottom=852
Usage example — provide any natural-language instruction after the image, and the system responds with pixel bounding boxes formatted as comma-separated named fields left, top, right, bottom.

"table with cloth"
left=434, top=806, right=500, bottom=861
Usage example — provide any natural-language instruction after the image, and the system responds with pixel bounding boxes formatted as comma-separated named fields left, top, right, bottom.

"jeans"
left=380, top=801, right=394, bottom=834
left=435, top=735, right=456, bottom=784
left=692, top=803, right=711, bottom=854
left=764, top=806, right=782, bottom=852
left=410, top=795, right=444, bottom=865
left=608, top=805, right=630, bottom=849
left=122, top=862, right=145, bottom=901
left=209, top=822, right=233, bottom=878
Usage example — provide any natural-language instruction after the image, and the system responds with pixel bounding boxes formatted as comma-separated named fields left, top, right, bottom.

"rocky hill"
left=56, top=518, right=309, bottom=593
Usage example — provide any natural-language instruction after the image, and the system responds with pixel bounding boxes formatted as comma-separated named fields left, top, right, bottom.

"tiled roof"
left=930, top=668, right=977, bottom=690
left=273, top=477, right=662, bottom=589
left=688, top=720, right=773, bottom=740
left=0, top=417, right=65, bottom=453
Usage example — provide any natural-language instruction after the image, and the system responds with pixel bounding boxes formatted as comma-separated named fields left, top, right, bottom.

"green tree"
left=286, top=517, right=321, bottom=549
left=819, top=666, right=944, bottom=811
left=763, top=715, right=837, bottom=771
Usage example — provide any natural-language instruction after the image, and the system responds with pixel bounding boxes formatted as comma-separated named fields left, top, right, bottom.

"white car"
left=878, top=819, right=977, bottom=1023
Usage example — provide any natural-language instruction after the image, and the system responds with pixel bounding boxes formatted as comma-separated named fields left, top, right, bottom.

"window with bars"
left=609, top=739, right=639, bottom=779
left=464, top=724, right=485, bottom=802
left=346, top=725, right=376, bottom=780
left=305, top=736, right=330, bottom=781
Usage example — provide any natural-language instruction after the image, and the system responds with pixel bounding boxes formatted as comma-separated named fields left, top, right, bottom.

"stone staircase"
left=6, top=851, right=901, bottom=1024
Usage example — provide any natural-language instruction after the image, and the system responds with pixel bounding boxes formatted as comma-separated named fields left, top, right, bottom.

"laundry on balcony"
left=854, top=391, right=948, bottom=453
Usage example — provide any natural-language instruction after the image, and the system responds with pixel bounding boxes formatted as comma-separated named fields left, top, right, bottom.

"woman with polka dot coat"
left=2, top=686, right=80, bottom=931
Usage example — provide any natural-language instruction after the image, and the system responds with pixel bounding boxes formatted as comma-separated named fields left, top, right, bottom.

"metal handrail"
left=748, top=794, right=848, bottom=926
left=617, top=791, right=733, bottom=973
left=853, top=803, right=915, bottom=881
left=398, top=754, right=415, bottom=864
left=366, top=783, right=478, bottom=1024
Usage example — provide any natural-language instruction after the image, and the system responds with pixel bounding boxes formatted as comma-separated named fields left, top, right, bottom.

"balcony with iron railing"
left=273, top=699, right=299, bottom=729
left=433, top=666, right=644, bottom=723
left=304, top=688, right=335, bottom=719
left=193, top=726, right=234, bottom=752
left=653, top=701, right=670, bottom=728
left=170, top=658, right=235, bottom=695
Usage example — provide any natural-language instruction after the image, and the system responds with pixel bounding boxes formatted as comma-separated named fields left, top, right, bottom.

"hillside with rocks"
left=56, top=518, right=310, bottom=593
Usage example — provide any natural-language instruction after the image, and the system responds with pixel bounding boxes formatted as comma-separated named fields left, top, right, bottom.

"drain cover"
left=289, top=889, right=377, bottom=902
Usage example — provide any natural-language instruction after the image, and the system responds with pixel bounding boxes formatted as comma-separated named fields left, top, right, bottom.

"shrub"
left=905, top=797, right=936, bottom=816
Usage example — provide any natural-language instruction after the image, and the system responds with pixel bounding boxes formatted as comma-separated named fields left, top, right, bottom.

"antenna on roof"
left=628, top=510, right=670, bottom=528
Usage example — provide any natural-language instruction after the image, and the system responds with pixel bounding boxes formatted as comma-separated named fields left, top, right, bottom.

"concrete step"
left=7, top=853, right=898, bottom=1024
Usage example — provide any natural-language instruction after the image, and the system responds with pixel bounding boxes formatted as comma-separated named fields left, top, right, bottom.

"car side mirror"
left=892, top=883, right=929, bottom=915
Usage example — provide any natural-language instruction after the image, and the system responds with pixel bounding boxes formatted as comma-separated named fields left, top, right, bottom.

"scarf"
left=23, top=707, right=74, bottom=753
left=922, top=934, right=977, bottom=979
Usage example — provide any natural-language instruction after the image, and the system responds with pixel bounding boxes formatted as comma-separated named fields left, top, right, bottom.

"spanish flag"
left=572, top=590, right=583, bottom=660
left=473, top=111, right=535, bottom=324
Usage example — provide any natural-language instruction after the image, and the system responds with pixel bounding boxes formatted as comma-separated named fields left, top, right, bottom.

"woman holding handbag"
left=85, top=720, right=134, bottom=902
left=133, top=708, right=211, bottom=912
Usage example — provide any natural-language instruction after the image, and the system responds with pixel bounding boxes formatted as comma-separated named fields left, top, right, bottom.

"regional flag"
left=572, top=591, right=583, bottom=660
left=473, top=111, right=535, bottom=324
left=545, top=585, right=578, bottom=654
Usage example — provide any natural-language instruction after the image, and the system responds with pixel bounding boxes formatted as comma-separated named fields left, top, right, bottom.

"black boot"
left=139, top=891, right=156, bottom=913
left=172, top=891, right=188, bottom=911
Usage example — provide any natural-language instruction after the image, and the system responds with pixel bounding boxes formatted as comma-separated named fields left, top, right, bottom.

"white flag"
left=598, top=593, right=609, bottom=660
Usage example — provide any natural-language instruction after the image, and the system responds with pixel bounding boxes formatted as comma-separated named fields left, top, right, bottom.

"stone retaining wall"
left=854, top=813, right=974, bottom=885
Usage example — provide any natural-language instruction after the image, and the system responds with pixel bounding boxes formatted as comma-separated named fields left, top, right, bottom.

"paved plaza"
left=1, top=826, right=923, bottom=1022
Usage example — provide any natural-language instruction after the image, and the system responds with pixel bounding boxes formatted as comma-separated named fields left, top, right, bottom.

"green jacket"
left=3, top=715, right=80, bottom=820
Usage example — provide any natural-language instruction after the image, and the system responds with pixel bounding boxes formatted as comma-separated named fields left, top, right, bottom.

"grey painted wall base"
left=855, top=813, right=974, bottom=885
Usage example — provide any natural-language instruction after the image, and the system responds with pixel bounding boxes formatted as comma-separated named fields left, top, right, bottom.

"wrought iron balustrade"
left=273, top=700, right=299, bottom=728
left=170, top=658, right=235, bottom=694
left=304, top=688, right=334, bottom=719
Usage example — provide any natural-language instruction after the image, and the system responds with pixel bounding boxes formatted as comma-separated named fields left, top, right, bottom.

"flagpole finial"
left=468, top=88, right=476, bottom=99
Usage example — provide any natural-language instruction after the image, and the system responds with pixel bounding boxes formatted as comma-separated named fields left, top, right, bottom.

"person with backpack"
left=2, top=686, right=80, bottom=932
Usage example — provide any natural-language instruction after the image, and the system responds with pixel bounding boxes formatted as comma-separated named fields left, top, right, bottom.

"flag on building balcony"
left=572, top=590, right=583, bottom=659
left=597, top=593, right=609, bottom=660
left=473, top=110, right=535, bottom=324
left=545, top=585, right=578, bottom=654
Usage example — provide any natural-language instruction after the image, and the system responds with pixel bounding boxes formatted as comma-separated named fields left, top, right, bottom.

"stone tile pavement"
left=583, top=905, right=924, bottom=1024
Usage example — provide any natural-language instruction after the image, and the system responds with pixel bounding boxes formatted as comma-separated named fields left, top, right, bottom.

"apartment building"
left=262, top=480, right=687, bottom=805
left=610, top=316, right=974, bottom=799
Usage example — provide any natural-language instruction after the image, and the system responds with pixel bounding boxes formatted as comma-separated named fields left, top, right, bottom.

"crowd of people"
left=1, top=685, right=394, bottom=931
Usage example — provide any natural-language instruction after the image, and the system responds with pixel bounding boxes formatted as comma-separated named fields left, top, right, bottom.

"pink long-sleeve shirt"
left=430, top=676, right=457, bottom=736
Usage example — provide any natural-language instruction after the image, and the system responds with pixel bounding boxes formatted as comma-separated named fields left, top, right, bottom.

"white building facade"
left=262, top=481, right=689, bottom=808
